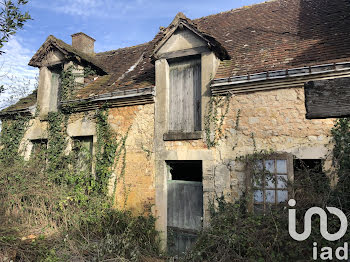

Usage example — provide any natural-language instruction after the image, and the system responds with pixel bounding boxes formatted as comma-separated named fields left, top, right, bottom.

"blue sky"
left=0, top=0, right=266, bottom=109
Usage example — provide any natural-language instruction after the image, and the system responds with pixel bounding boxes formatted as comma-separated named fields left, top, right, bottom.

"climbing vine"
left=60, top=65, right=97, bottom=101
left=0, top=115, right=30, bottom=164
left=330, top=117, right=350, bottom=211
left=95, top=108, right=130, bottom=204
left=47, top=112, right=68, bottom=183
left=204, top=94, right=233, bottom=148
left=60, top=65, right=77, bottom=100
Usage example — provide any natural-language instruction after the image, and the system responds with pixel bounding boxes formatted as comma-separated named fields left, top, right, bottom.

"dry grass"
left=0, top=157, right=161, bottom=262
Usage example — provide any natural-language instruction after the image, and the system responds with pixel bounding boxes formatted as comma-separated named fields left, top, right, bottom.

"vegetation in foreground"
left=0, top=111, right=161, bottom=262
left=0, top=112, right=349, bottom=261
left=0, top=156, right=161, bottom=262
left=183, top=118, right=350, bottom=262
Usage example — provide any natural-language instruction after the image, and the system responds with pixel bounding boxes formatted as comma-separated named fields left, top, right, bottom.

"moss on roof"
left=1, top=90, right=37, bottom=113
left=28, top=35, right=107, bottom=74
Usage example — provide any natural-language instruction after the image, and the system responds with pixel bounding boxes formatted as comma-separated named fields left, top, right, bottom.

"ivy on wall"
left=47, top=112, right=68, bottom=183
left=204, top=94, right=237, bottom=148
left=95, top=108, right=130, bottom=205
left=60, top=64, right=97, bottom=101
left=0, top=115, right=30, bottom=164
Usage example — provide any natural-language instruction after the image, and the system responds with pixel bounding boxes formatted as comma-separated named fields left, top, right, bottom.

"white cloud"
left=0, top=37, right=38, bottom=110
left=32, top=0, right=134, bottom=18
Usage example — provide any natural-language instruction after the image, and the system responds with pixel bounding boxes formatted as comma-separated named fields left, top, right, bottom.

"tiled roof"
left=0, top=90, right=37, bottom=113
left=4, top=0, right=350, bottom=111
left=194, top=0, right=350, bottom=78
left=74, top=33, right=163, bottom=99
left=79, top=0, right=350, bottom=98
left=29, top=35, right=107, bottom=73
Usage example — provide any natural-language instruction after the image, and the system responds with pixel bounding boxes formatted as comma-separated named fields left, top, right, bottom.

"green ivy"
left=0, top=115, right=30, bottom=165
left=330, top=118, right=350, bottom=211
left=47, top=112, right=68, bottom=184
left=204, top=95, right=233, bottom=148
left=95, top=108, right=130, bottom=203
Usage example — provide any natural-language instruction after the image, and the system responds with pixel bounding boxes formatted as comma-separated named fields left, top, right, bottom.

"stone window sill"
left=163, top=131, right=202, bottom=141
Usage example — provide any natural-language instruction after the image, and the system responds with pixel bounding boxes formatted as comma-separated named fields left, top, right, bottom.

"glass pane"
left=277, top=175, right=288, bottom=188
left=277, top=190, right=288, bottom=203
left=265, top=160, right=275, bottom=173
left=277, top=160, right=287, bottom=173
left=254, top=190, right=263, bottom=203
left=255, top=160, right=263, bottom=171
left=266, top=190, right=275, bottom=203
left=253, top=176, right=262, bottom=187
left=266, top=175, right=275, bottom=188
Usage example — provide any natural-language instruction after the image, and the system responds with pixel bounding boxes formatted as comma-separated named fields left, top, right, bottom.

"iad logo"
left=288, top=199, right=349, bottom=260
left=288, top=199, right=347, bottom=241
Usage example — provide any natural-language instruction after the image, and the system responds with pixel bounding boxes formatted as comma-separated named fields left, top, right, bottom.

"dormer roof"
left=152, top=12, right=230, bottom=61
left=28, top=35, right=106, bottom=74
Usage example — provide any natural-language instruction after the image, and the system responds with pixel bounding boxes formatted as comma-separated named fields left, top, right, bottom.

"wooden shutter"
left=169, top=58, right=201, bottom=132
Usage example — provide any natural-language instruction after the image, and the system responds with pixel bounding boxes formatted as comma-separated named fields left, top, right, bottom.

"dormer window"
left=168, top=56, right=201, bottom=132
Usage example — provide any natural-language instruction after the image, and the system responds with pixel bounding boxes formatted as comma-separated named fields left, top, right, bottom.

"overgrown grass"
left=0, top=156, right=161, bottom=262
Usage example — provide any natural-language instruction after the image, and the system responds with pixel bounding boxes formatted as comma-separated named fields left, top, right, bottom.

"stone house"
left=1, top=0, right=350, bottom=252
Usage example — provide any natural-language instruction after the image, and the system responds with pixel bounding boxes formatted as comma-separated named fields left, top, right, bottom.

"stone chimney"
left=71, top=32, right=95, bottom=55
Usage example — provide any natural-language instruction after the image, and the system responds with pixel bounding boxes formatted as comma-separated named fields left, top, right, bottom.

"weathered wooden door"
left=167, top=180, right=203, bottom=256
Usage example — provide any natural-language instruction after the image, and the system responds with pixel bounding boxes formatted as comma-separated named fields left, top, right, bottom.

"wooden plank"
left=211, top=70, right=350, bottom=95
left=169, top=58, right=201, bottom=132
left=193, top=63, right=201, bottom=131
left=167, top=181, right=203, bottom=231
left=167, top=180, right=203, bottom=255
left=305, top=77, right=350, bottom=119
left=163, top=131, right=202, bottom=141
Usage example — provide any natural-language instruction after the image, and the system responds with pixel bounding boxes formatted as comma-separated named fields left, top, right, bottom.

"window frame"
left=246, top=153, right=294, bottom=212
left=72, top=135, right=94, bottom=173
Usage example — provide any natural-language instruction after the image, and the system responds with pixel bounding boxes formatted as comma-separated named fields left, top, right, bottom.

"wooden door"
left=167, top=180, right=203, bottom=256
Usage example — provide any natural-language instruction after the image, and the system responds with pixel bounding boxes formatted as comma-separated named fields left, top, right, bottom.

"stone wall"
left=19, top=103, right=156, bottom=216
left=107, top=104, right=155, bottom=215
left=161, top=86, right=335, bottom=226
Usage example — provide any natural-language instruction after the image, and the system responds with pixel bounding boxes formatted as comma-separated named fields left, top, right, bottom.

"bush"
left=0, top=156, right=160, bottom=261
left=184, top=149, right=349, bottom=262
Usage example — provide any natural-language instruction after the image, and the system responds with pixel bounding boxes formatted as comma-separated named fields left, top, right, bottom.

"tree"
left=0, top=0, right=31, bottom=54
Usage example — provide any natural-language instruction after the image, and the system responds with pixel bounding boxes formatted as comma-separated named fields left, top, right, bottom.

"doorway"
left=166, top=160, right=203, bottom=256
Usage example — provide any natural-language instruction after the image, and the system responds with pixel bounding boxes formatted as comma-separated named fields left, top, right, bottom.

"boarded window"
left=73, top=136, right=93, bottom=172
left=49, top=64, right=62, bottom=111
left=169, top=57, right=201, bottom=132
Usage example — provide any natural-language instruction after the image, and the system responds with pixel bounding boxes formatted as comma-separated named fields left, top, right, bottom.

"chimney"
left=71, top=32, right=95, bottom=55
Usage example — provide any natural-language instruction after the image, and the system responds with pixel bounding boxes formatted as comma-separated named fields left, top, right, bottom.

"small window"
left=248, top=154, right=293, bottom=212
left=72, top=136, right=93, bottom=172
left=293, top=159, right=329, bottom=203
left=166, top=160, right=202, bottom=182
left=168, top=56, right=201, bottom=132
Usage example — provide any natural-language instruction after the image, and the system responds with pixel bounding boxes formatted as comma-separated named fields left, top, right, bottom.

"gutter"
left=211, top=62, right=350, bottom=95
left=60, top=86, right=155, bottom=112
